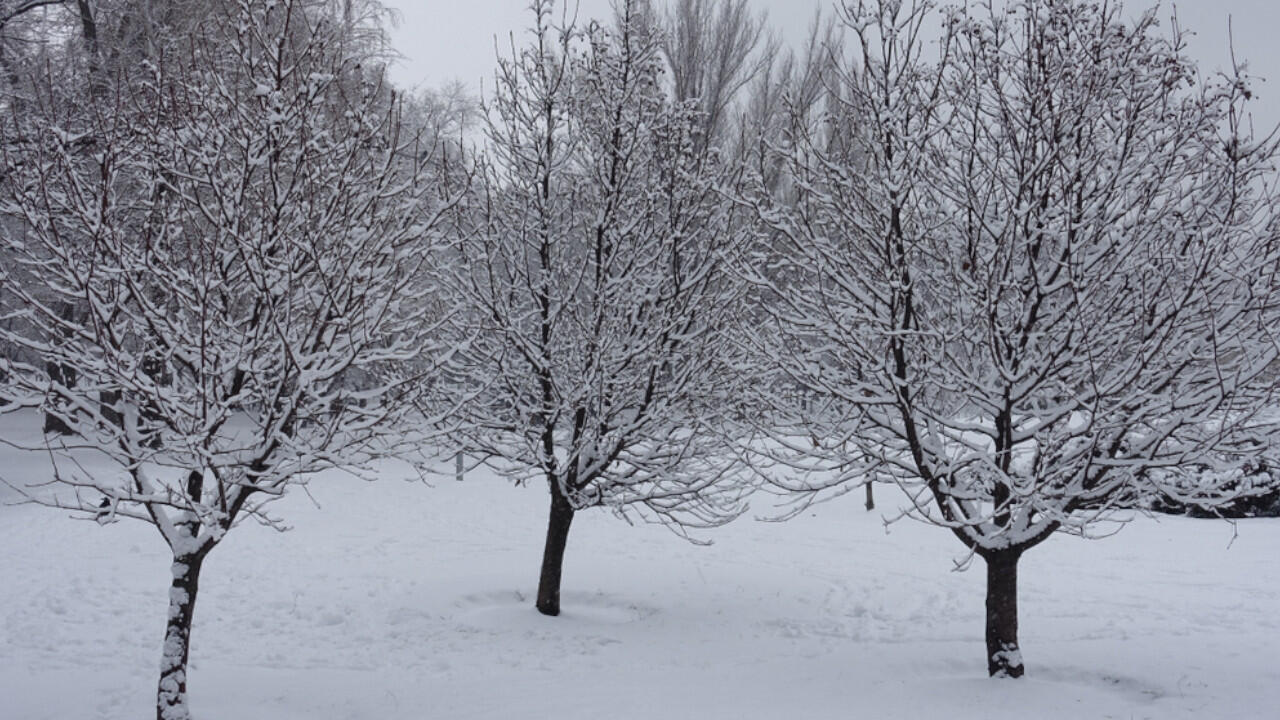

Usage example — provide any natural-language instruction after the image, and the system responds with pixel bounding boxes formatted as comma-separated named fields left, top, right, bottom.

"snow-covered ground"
left=2, top=415, right=1278, bottom=719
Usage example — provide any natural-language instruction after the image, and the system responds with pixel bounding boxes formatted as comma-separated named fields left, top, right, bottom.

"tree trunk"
left=535, top=482, right=575, bottom=616
left=984, top=550, right=1024, bottom=678
left=157, top=554, right=203, bottom=720
left=42, top=359, right=76, bottom=436
left=140, top=353, right=169, bottom=449
left=100, top=388, right=123, bottom=429
left=864, top=481, right=874, bottom=511
left=43, top=302, right=78, bottom=436
left=75, top=0, right=103, bottom=95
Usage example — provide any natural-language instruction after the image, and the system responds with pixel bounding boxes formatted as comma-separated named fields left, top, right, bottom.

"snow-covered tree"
left=1, top=0, right=404, bottom=434
left=0, top=1, right=456, bottom=717
left=742, top=0, right=1280, bottom=677
left=444, top=0, right=749, bottom=617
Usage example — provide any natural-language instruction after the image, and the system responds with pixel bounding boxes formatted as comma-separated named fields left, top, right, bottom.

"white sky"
left=385, top=0, right=1280, bottom=132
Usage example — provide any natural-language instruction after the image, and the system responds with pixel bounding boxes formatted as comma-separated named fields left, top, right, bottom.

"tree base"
left=989, top=644, right=1024, bottom=678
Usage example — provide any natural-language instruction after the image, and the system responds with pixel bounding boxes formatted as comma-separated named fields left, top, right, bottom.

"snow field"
left=2, top=439, right=1278, bottom=719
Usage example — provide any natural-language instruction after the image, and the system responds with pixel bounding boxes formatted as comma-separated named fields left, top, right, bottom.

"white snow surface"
left=1, top=415, right=1278, bottom=719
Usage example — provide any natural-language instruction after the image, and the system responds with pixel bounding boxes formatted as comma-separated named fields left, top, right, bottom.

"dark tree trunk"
left=157, top=553, right=203, bottom=720
left=43, top=302, right=78, bottom=436
left=74, top=0, right=102, bottom=91
left=535, top=481, right=575, bottom=616
left=140, top=353, right=170, bottom=449
left=0, top=41, right=19, bottom=94
left=42, top=359, right=76, bottom=436
left=864, top=481, right=874, bottom=511
left=100, top=388, right=122, bottom=428
left=984, top=550, right=1024, bottom=678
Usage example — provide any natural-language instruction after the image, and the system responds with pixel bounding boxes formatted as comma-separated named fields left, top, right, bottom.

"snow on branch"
left=738, top=0, right=1280, bottom=553
left=0, top=0, right=461, bottom=558
left=441, top=0, right=753, bottom=534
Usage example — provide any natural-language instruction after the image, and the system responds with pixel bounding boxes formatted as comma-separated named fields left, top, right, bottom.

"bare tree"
left=741, top=0, right=1280, bottom=678
left=735, top=9, right=846, bottom=200
left=445, top=0, right=749, bottom=617
left=0, top=1, right=456, bottom=717
left=4, top=0, right=399, bottom=433
left=407, top=80, right=478, bottom=142
left=658, top=0, right=773, bottom=152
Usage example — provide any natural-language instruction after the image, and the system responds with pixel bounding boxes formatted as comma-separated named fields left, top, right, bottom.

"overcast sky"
left=385, top=0, right=1280, bottom=132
